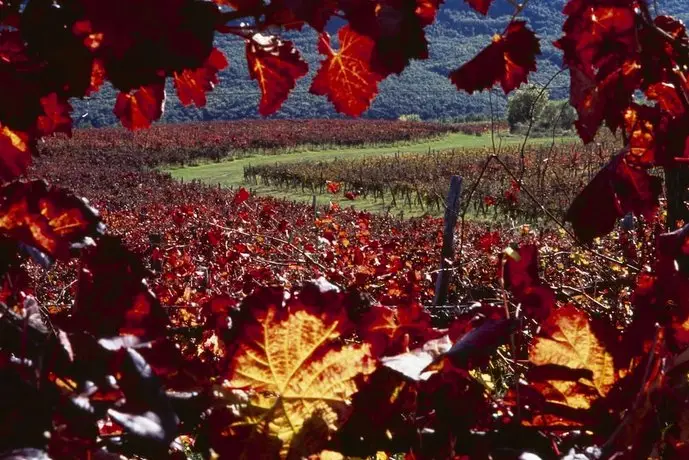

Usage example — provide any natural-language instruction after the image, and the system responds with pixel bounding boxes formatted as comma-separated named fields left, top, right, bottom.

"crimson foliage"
left=2, top=0, right=689, bottom=459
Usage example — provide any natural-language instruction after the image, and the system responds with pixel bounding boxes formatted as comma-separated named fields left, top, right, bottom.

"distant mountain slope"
left=74, top=0, right=688, bottom=126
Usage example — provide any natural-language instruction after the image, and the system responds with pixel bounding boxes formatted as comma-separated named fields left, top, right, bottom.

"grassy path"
left=165, top=131, right=577, bottom=216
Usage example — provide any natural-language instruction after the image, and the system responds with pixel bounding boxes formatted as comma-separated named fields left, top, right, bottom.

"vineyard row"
left=242, top=140, right=621, bottom=222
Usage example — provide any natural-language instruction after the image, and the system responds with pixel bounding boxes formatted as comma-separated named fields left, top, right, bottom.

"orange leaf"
left=0, top=124, right=32, bottom=182
left=223, top=303, right=377, bottom=458
left=246, top=34, right=308, bottom=116
left=529, top=305, right=621, bottom=410
left=0, top=180, right=104, bottom=259
left=310, top=25, right=383, bottom=117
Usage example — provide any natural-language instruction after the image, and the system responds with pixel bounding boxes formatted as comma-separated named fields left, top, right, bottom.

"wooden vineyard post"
left=312, top=195, right=317, bottom=219
left=433, top=175, right=463, bottom=307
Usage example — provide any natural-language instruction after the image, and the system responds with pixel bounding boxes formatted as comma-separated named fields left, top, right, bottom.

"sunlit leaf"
left=529, top=305, right=621, bottom=410
left=221, top=301, right=377, bottom=458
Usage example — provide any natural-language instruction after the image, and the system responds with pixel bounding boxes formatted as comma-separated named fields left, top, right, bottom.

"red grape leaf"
left=342, top=0, right=433, bottom=76
left=646, top=82, right=685, bottom=118
left=246, top=34, right=308, bottom=116
left=232, top=187, right=250, bottom=206
left=174, top=48, right=228, bottom=108
left=310, top=26, right=383, bottom=117
left=0, top=180, right=104, bottom=259
left=502, top=245, right=539, bottom=291
left=567, top=67, right=604, bottom=144
left=475, top=230, right=500, bottom=253
left=219, top=290, right=377, bottom=458
left=72, top=236, right=168, bottom=339
left=0, top=125, right=32, bottom=182
left=264, top=0, right=338, bottom=32
left=326, top=181, right=341, bottom=194
left=332, top=367, right=418, bottom=455
left=450, top=20, right=540, bottom=94
left=87, top=59, right=106, bottom=96
left=565, top=149, right=662, bottom=243
left=37, top=93, right=73, bottom=137
left=529, top=305, right=622, bottom=410
left=623, top=103, right=668, bottom=168
left=501, top=245, right=554, bottom=321
left=463, top=0, right=493, bottom=15
left=359, top=302, right=440, bottom=356
left=114, top=83, right=166, bottom=130
left=557, top=2, right=641, bottom=141
left=76, top=0, right=217, bottom=92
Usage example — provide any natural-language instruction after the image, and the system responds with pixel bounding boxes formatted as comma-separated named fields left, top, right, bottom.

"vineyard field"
left=5, top=0, right=689, bottom=457
left=26, top=122, right=650, bottom=458
left=167, top=130, right=578, bottom=216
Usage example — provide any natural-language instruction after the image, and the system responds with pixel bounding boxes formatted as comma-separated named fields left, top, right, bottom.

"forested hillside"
left=74, top=0, right=688, bottom=126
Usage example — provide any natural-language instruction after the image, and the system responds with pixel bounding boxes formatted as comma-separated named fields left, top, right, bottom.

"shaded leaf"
left=501, top=245, right=554, bottom=321
left=0, top=180, right=104, bottom=260
left=438, top=318, right=518, bottom=369
left=451, top=21, right=540, bottom=94
left=72, top=236, right=168, bottom=339
left=565, top=149, right=662, bottom=243
left=342, top=0, right=434, bottom=75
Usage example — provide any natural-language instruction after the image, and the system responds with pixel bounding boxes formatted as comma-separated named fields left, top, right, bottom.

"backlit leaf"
left=246, top=34, right=308, bottom=116
left=174, top=48, right=228, bottom=108
left=0, top=180, right=104, bottom=259
left=529, top=305, right=621, bottom=410
left=450, top=21, right=540, bottom=94
left=114, top=83, right=166, bottom=130
left=565, top=149, right=662, bottom=243
left=37, top=93, right=72, bottom=137
left=463, top=0, right=493, bottom=15
left=310, top=26, right=383, bottom=117
left=557, top=1, right=641, bottom=141
left=0, top=125, right=31, bottom=182
left=222, top=301, right=377, bottom=458
left=359, top=302, right=438, bottom=356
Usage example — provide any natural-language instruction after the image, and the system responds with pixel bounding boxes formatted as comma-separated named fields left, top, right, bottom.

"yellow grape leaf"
left=529, top=305, right=619, bottom=410
left=225, top=305, right=377, bottom=458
